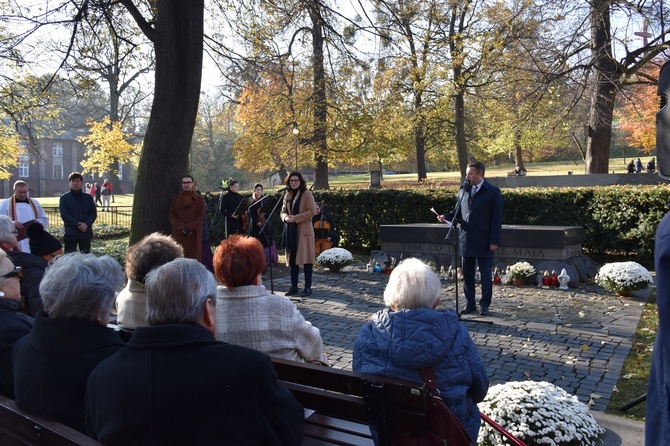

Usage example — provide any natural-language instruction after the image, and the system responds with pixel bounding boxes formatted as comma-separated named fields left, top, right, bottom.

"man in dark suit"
left=85, top=258, right=304, bottom=445
left=439, top=162, right=503, bottom=316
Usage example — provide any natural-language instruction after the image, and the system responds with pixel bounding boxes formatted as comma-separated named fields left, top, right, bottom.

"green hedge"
left=205, top=185, right=670, bottom=265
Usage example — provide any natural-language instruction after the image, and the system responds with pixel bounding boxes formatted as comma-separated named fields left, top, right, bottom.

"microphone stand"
left=445, top=190, right=464, bottom=317
left=258, top=190, right=288, bottom=297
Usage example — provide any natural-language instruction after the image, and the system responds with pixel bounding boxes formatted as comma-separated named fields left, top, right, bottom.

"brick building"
left=0, top=137, right=134, bottom=199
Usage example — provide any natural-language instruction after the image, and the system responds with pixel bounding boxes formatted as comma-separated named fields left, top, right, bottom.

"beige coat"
left=281, top=189, right=316, bottom=266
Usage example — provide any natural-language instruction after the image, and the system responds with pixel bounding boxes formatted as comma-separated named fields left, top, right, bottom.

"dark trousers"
left=64, top=239, right=91, bottom=254
left=290, top=263, right=313, bottom=289
left=462, top=256, right=493, bottom=308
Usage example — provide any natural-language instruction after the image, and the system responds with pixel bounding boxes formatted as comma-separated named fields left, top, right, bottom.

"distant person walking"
left=636, top=158, right=643, bottom=173
left=627, top=160, right=635, bottom=174
left=0, top=180, right=49, bottom=253
left=59, top=172, right=97, bottom=253
left=100, top=179, right=112, bottom=211
left=93, top=182, right=102, bottom=207
left=647, top=157, right=656, bottom=173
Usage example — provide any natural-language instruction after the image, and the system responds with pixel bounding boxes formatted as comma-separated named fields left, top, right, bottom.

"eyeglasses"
left=1, top=266, right=22, bottom=279
left=11, top=230, right=18, bottom=235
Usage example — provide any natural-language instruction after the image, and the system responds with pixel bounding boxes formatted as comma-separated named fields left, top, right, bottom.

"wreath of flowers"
left=316, top=248, right=353, bottom=272
left=595, top=261, right=652, bottom=296
left=478, top=381, right=604, bottom=446
left=509, top=261, right=536, bottom=280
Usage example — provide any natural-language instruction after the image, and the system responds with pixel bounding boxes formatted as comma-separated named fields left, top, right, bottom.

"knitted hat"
left=26, top=223, right=62, bottom=257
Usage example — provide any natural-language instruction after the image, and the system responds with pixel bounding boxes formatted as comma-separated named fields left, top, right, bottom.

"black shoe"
left=460, top=306, right=477, bottom=315
left=300, top=287, right=312, bottom=297
left=480, top=306, right=490, bottom=316
left=285, top=287, right=299, bottom=296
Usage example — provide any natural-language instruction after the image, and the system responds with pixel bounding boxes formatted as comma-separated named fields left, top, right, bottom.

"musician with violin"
left=312, top=202, right=339, bottom=255
left=220, top=180, right=245, bottom=238
left=248, top=183, right=272, bottom=247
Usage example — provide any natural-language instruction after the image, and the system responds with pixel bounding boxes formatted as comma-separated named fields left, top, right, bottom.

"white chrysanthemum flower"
left=316, top=248, right=353, bottom=271
left=595, top=261, right=652, bottom=296
left=478, top=381, right=605, bottom=446
left=509, top=261, right=536, bottom=279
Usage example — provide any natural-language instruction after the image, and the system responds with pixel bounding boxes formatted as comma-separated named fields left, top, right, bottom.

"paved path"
left=266, top=263, right=648, bottom=413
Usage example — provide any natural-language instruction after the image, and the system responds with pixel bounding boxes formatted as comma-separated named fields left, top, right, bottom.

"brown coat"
left=169, top=191, right=205, bottom=261
left=281, top=190, right=316, bottom=266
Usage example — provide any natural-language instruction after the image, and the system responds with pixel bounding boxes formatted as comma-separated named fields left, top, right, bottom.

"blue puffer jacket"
left=353, top=307, right=489, bottom=443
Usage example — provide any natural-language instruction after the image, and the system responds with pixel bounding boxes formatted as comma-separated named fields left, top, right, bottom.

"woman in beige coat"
left=281, top=171, right=316, bottom=297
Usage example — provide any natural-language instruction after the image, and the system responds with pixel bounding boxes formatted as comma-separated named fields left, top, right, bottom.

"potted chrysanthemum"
left=508, top=261, right=535, bottom=286
left=478, top=381, right=605, bottom=446
left=316, top=248, right=353, bottom=273
left=595, top=261, right=653, bottom=297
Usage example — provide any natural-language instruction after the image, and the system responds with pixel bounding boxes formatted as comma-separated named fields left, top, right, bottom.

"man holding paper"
left=437, top=162, right=503, bottom=316
left=0, top=181, right=49, bottom=253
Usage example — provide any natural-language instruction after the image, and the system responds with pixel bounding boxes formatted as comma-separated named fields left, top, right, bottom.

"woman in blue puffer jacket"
left=353, top=258, right=489, bottom=444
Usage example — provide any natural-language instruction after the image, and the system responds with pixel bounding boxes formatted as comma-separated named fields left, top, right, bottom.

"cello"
left=314, top=201, right=332, bottom=256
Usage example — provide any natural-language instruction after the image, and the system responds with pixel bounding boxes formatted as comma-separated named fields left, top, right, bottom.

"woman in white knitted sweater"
left=214, top=235, right=328, bottom=364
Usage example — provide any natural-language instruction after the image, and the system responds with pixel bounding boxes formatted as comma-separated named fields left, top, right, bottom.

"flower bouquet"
left=316, top=248, right=353, bottom=272
left=508, top=262, right=535, bottom=285
left=478, top=381, right=604, bottom=446
left=595, top=261, right=652, bottom=297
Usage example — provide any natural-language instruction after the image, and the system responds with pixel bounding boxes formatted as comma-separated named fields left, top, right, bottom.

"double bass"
left=314, top=201, right=332, bottom=256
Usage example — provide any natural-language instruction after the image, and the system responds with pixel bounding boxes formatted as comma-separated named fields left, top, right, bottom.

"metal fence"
left=43, top=206, right=133, bottom=228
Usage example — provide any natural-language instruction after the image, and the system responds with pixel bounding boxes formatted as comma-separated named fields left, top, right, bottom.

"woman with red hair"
left=213, top=235, right=327, bottom=364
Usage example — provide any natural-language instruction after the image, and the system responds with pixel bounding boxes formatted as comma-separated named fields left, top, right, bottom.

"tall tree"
left=585, top=0, right=670, bottom=173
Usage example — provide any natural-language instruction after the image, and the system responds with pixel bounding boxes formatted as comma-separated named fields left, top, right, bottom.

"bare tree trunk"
left=585, top=0, right=618, bottom=174
left=454, top=88, right=468, bottom=177
left=415, top=117, right=427, bottom=182
left=129, top=0, right=204, bottom=244
left=514, top=128, right=526, bottom=171
left=309, top=2, right=329, bottom=190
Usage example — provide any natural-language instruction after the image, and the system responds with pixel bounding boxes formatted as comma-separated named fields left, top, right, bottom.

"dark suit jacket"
left=85, top=322, right=304, bottom=446
left=8, top=252, right=48, bottom=315
left=0, top=299, right=32, bottom=399
left=59, top=189, right=97, bottom=241
left=12, top=312, right=125, bottom=433
left=446, top=180, right=503, bottom=257
left=646, top=211, right=670, bottom=445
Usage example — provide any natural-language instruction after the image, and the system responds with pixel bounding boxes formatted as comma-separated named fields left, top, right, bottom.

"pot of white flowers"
left=595, top=261, right=653, bottom=297
left=509, top=261, right=536, bottom=286
left=478, top=381, right=605, bottom=446
left=316, top=248, right=353, bottom=273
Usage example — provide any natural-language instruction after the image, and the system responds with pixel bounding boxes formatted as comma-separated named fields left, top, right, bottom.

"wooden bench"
left=272, top=358, right=433, bottom=446
left=0, top=394, right=100, bottom=446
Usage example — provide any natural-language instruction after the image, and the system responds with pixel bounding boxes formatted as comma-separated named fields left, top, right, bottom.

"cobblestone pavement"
left=264, top=263, right=648, bottom=412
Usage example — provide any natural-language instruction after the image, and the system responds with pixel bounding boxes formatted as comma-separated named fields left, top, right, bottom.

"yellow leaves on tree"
left=616, top=83, right=657, bottom=153
left=0, top=125, right=21, bottom=181
left=78, top=117, right=139, bottom=175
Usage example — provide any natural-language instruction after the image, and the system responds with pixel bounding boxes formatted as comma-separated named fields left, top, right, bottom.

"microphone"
left=277, top=186, right=290, bottom=191
left=459, top=180, right=471, bottom=190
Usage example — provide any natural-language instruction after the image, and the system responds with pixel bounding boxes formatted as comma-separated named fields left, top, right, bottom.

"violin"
left=314, top=201, right=332, bottom=256
left=241, top=214, right=249, bottom=233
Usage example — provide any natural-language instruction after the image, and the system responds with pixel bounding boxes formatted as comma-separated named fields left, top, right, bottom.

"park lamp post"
left=293, top=126, right=299, bottom=171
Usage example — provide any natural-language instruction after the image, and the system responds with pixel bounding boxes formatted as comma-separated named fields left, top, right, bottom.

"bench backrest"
left=272, top=358, right=430, bottom=445
left=0, top=395, right=100, bottom=446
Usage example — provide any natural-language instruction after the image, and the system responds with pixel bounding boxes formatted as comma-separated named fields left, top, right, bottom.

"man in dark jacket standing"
left=85, top=258, right=304, bottom=445
left=439, top=162, right=503, bottom=316
left=59, top=172, right=96, bottom=253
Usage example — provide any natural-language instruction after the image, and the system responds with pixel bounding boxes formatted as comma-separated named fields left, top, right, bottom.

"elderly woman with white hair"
left=0, top=250, right=32, bottom=399
left=12, top=252, right=125, bottom=434
left=353, top=258, right=489, bottom=444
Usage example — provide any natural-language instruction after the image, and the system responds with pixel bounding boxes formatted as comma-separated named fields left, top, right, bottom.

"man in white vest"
left=0, top=180, right=49, bottom=253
